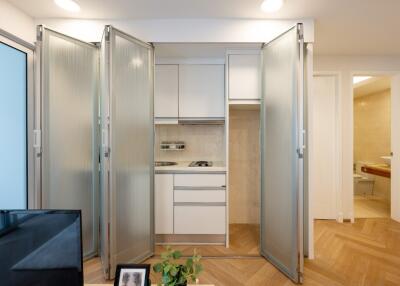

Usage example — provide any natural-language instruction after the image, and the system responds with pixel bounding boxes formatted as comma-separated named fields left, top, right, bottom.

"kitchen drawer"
left=174, top=190, right=225, bottom=203
left=174, top=206, right=226, bottom=234
left=174, top=174, right=225, bottom=187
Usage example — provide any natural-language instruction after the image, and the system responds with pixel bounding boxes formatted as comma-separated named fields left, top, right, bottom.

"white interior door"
left=312, top=75, right=338, bottom=219
left=260, top=24, right=305, bottom=283
left=391, top=75, right=400, bottom=222
left=100, top=25, right=154, bottom=279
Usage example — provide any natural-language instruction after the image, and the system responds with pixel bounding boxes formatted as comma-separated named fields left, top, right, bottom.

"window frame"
left=0, top=30, right=35, bottom=209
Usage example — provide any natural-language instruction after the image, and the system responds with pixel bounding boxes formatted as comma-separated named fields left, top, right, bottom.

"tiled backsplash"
left=155, top=124, right=225, bottom=162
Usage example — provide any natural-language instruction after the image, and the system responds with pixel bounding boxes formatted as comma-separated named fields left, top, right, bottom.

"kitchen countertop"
left=155, top=161, right=226, bottom=173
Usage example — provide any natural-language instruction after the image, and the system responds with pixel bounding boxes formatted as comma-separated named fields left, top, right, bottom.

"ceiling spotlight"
left=261, top=0, right=284, bottom=13
left=54, top=0, right=81, bottom=12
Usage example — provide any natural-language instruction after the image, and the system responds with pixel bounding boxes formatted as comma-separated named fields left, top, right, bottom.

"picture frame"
left=114, top=264, right=151, bottom=286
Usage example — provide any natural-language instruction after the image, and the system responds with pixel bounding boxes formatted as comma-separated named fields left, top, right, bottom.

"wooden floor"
left=84, top=219, right=400, bottom=285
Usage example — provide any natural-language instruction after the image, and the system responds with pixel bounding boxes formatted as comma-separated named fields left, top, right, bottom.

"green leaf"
left=195, top=264, right=203, bottom=274
left=161, top=252, right=169, bottom=260
left=170, top=265, right=178, bottom=276
left=153, top=263, right=163, bottom=273
left=172, top=250, right=182, bottom=259
left=186, top=257, right=193, bottom=268
left=164, top=264, right=172, bottom=273
left=162, top=274, right=172, bottom=284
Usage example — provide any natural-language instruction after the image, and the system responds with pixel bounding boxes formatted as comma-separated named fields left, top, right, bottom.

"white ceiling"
left=7, top=0, right=400, bottom=55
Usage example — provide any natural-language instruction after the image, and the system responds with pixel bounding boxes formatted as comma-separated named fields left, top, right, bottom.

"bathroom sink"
left=155, top=161, right=178, bottom=167
left=380, top=156, right=391, bottom=166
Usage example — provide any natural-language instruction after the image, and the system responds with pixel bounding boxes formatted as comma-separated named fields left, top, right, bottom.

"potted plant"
left=153, top=246, right=203, bottom=286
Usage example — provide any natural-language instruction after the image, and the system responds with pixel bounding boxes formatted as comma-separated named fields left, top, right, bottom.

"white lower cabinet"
left=174, top=190, right=225, bottom=203
left=155, top=173, right=226, bottom=236
left=174, top=206, right=226, bottom=234
left=155, top=174, right=174, bottom=234
left=174, top=174, right=226, bottom=187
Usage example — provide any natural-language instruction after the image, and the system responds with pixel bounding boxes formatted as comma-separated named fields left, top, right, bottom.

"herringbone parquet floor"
left=84, top=219, right=400, bottom=285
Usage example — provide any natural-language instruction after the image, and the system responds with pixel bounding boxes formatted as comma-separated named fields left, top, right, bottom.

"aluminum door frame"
left=259, top=23, right=305, bottom=284
left=0, top=30, right=35, bottom=209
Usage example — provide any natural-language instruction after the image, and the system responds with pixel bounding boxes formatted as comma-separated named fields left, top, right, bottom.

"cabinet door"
left=174, top=174, right=226, bottom=187
left=174, top=206, right=226, bottom=234
left=179, top=64, right=225, bottom=118
left=155, top=174, right=174, bottom=234
left=228, top=54, right=261, bottom=100
left=155, top=65, right=179, bottom=118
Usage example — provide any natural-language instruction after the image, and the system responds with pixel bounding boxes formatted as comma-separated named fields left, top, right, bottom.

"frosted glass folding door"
left=100, top=26, right=154, bottom=279
left=37, top=26, right=99, bottom=258
left=260, top=24, right=305, bottom=283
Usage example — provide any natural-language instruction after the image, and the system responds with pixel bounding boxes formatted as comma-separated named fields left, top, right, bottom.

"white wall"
left=314, top=55, right=400, bottom=221
left=0, top=1, right=35, bottom=43
left=35, top=18, right=314, bottom=44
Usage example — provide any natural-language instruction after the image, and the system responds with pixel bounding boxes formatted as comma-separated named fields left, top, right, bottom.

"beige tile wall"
left=229, top=108, right=260, bottom=224
left=155, top=124, right=225, bottom=162
left=354, top=89, right=391, bottom=201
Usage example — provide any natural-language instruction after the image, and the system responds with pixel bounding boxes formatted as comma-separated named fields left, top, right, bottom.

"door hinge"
left=36, top=25, right=43, bottom=42
left=297, top=24, right=304, bottom=42
left=105, top=25, right=111, bottom=42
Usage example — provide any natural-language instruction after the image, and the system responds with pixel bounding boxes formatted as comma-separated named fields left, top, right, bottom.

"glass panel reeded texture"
left=0, top=42, right=27, bottom=209
left=260, top=27, right=301, bottom=281
left=110, top=31, right=153, bottom=267
left=41, top=30, right=99, bottom=257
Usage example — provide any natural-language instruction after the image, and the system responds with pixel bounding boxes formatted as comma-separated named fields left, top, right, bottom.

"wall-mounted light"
left=261, top=0, right=284, bottom=13
left=54, top=0, right=81, bottom=12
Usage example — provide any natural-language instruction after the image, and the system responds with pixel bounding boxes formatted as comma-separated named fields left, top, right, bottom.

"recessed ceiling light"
left=261, top=0, right=284, bottom=13
left=353, top=76, right=372, bottom=84
left=54, top=0, right=80, bottom=12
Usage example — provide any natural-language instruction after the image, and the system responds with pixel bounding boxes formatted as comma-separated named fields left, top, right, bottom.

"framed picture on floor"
left=114, top=264, right=150, bottom=286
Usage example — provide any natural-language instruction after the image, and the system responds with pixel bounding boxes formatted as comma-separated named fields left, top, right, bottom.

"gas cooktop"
left=189, top=161, right=213, bottom=167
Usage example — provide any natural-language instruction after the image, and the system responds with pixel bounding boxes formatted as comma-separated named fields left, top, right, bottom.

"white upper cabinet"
left=228, top=54, right=261, bottom=100
left=178, top=64, right=225, bottom=118
left=155, top=65, right=179, bottom=119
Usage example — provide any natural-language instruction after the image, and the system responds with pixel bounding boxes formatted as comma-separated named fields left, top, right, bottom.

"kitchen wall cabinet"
left=154, top=65, right=179, bottom=122
left=178, top=64, right=225, bottom=118
left=228, top=54, right=261, bottom=100
left=155, top=174, right=174, bottom=234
